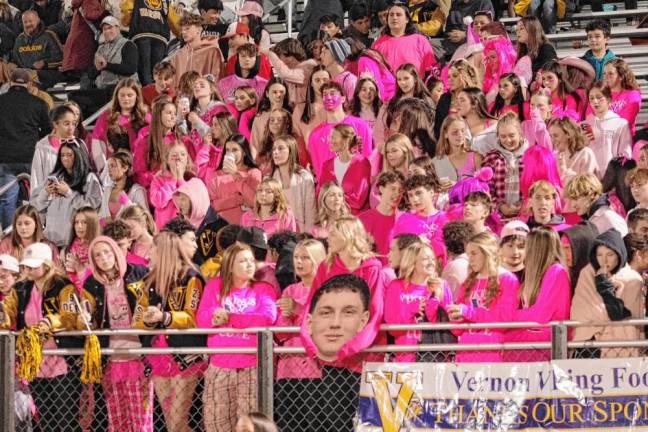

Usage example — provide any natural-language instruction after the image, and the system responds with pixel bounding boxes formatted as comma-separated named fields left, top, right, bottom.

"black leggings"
left=31, top=368, right=82, bottom=432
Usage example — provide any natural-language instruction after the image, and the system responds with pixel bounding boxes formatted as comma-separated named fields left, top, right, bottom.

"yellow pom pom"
left=16, top=326, right=43, bottom=382
left=80, top=334, right=102, bottom=384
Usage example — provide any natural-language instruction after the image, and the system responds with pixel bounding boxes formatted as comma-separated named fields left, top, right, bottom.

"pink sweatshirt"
left=240, top=208, right=297, bottom=238
left=218, top=74, right=268, bottom=104
left=452, top=270, right=520, bottom=363
left=318, top=155, right=371, bottom=214
left=391, top=210, right=449, bottom=262
left=355, top=55, right=396, bottom=101
left=300, top=256, right=386, bottom=372
left=359, top=208, right=399, bottom=262
left=196, top=277, right=277, bottom=368
left=383, top=278, right=452, bottom=362
left=462, top=262, right=570, bottom=361
left=521, top=109, right=552, bottom=150
left=307, top=115, right=373, bottom=179
left=148, top=171, right=186, bottom=228
left=610, top=89, right=641, bottom=135
left=275, top=281, right=322, bottom=379
left=585, top=111, right=632, bottom=177
left=372, top=33, right=437, bottom=78
left=226, top=104, right=256, bottom=141
left=206, top=167, right=262, bottom=224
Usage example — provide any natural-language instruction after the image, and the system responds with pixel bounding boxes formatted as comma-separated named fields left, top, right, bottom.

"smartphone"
left=46, top=175, right=59, bottom=184
left=224, top=152, right=235, bottom=163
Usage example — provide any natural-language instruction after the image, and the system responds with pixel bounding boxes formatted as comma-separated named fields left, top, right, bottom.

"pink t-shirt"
left=358, top=208, right=397, bottom=263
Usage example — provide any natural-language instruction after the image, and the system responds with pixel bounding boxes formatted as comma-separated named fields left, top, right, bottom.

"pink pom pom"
left=475, top=167, right=493, bottom=182
left=118, top=192, right=129, bottom=205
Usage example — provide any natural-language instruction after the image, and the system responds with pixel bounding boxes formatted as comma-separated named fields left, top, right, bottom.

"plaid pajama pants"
left=102, top=360, right=154, bottom=432
left=203, top=365, right=257, bottom=432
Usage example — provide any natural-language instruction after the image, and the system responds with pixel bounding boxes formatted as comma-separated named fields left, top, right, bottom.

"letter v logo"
left=367, top=371, right=420, bottom=432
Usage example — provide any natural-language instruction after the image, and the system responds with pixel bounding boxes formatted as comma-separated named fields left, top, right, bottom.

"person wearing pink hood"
left=196, top=242, right=277, bottom=432
left=384, top=241, right=452, bottom=362
left=449, top=227, right=571, bottom=362
left=80, top=236, right=153, bottom=431
left=447, top=232, right=519, bottom=362
left=307, top=81, right=372, bottom=178
left=302, top=217, right=386, bottom=373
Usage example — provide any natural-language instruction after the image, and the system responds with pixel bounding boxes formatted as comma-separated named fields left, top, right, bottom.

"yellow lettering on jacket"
left=18, top=44, right=44, bottom=53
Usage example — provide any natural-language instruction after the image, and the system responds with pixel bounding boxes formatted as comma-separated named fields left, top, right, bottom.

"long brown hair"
left=8, top=205, right=44, bottom=254
left=605, top=58, right=640, bottom=90
left=69, top=207, right=100, bottom=246
left=516, top=16, right=550, bottom=61
left=437, top=115, right=469, bottom=157
left=270, top=135, right=305, bottom=176
left=147, top=95, right=178, bottom=167
left=520, top=227, right=566, bottom=306
left=108, top=78, right=148, bottom=134
left=144, top=231, right=195, bottom=304
left=219, top=242, right=254, bottom=299
left=463, top=232, right=500, bottom=307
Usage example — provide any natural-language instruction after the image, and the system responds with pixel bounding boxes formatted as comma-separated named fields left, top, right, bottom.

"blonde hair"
left=463, top=232, right=500, bottom=307
left=398, top=241, right=435, bottom=281
left=317, top=182, right=350, bottom=227
left=521, top=227, right=565, bottom=306
left=626, top=168, right=648, bottom=187
left=382, top=133, right=415, bottom=172
left=294, top=239, right=327, bottom=277
left=496, top=110, right=523, bottom=136
left=159, top=141, right=194, bottom=174
left=219, top=242, right=254, bottom=298
left=254, top=177, right=290, bottom=221
left=326, top=216, right=374, bottom=267
left=437, top=115, right=469, bottom=157
left=234, top=86, right=259, bottom=109
left=547, top=117, right=587, bottom=154
left=144, top=231, right=196, bottom=304
left=331, top=124, right=360, bottom=151
left=119, top=205, right=157, bottom=236
left=448, top=59, right=481, bottom=89
left=564, top=173, right=602, bottom=201
left=529, top=180, right=557, bottom=198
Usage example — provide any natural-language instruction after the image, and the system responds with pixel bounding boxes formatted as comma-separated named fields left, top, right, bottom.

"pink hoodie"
left=585, top=111, right=632, bottom=177
left=205, top=167, right=262, bottom=224
left=149, top=172, right=187, bottom=228
left=391, top=211, right=449, bottom=262
left=462, top=262, right=570, bottom=361
left=610, top=89, right=641, bottom=135
left=300, top=256, right=386, bottom=372
left=372, top=33, right=437, bottom=78
left=451, top=270, right=520, bottom=363
left=307, top=115, right=373, bottom=179
left=521, top=109, right=552, bottom=150
left=383, top=278, right=452, bottom=362
left=240, top=208, right=297, bottom=238
left=275, top=281, right=322, bottom=379
left=356, top=55, right=396, bottom=101
left=196, top=277, right=278, bottom=368
left=318, top=155, right=371, bottom=214
left=174, top=177, right=211, bottom=228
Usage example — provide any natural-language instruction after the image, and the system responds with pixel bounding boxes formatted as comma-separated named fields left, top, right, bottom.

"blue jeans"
left=528, top=0, right=556, bottom=34
left=0, top=164, right=29, bottom=231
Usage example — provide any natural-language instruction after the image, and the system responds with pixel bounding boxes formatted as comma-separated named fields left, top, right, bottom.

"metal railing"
left=2, top=319, right=647, bottom=430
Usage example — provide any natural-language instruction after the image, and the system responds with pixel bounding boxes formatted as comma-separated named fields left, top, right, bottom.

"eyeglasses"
left=60, top=138, right=80, bottom=147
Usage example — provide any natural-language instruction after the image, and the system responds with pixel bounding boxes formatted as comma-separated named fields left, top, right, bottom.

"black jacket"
left=193, top=206, right=229, bottom=266
left=82, top=263, right=150, bottom=348
left=0, top=85, right=50, bottom=164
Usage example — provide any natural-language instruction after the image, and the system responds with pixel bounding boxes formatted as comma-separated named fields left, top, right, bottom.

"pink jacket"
left=333, top=71, right=357, bottom=103
left=452, top=270, right=520, bottom=362
left=300, top=256, right=386, bottom=372
left=275, top=281, right=321, bottom=379
left=359, top=208, right=398, bottom=262
left=148, top=172, right=186, bottom=228
left=521, top=109, right=552, bottom=150
left=196, top=277, right=277, bottom=368
left=585, top=111, right=632, bottom=177
left=354, top=55, right=396, bottom=101
left=206, top=167, right=262, bottom=224
left=318, top=155, right=371, bottom=214
left=391, top=211, right=449, bottom=262
left=218, top=74, right=268, bottom=103
left=91, top=111, right=149, bottom=176
left=372, top=33, right=437, bottom=78
left=307, top=115, right=373, bottom=178
left=240, top=208, right=297, bottom=238
left=383, top=278, right=452, bottom=362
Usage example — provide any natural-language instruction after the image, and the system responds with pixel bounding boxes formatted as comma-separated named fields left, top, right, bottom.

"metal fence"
left=1, top=319, right=648, bottom=431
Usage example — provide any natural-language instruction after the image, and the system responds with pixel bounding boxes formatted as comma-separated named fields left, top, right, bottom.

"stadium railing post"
left=257, top=330, right=275, bottom=419
left=0, top=331, right=15, bottom=431
left=551, top=323, right=568, bottom=360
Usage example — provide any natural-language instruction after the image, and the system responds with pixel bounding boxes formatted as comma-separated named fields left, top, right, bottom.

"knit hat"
left=324, top=38, right=351, bottom=64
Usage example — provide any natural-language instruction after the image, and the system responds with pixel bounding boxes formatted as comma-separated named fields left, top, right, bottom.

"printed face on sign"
left=306, top=288, right=369, bottom=362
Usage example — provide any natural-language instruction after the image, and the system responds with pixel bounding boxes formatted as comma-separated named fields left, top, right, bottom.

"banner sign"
left=357, top=358, right=648, bottom=431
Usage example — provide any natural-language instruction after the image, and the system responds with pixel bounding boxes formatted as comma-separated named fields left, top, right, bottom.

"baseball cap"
left=100, top=15, right=120, bottom=28
left=20, top=243, right=53, bottom=268
left=237, top=1, right=263, bottom=17
left=222, top=22, right=250, bottom=39
left=500, top=221, right=530, bottom=239
left=236, top=226, right=268, bottom=250
left=10, top=68, right=32, bottom=85
left=0, top=254, right=19, bottom=273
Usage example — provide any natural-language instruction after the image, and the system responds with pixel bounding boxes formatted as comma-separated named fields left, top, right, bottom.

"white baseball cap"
left=20, top=243, right=53, bottom=268
left=0, top=254, right=19, bottom=273
left=500, top=221, right=530, bottom=239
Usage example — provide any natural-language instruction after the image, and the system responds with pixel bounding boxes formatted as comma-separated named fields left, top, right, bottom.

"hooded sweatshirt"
left=571, top=229, right=645, bottom=357
left=584, top=193, right=628, bottom=237
left=582, top=49, right=616, bottom=81
left=169, top=36, right=223, bottom=81
left=175, top=177, right=210, bottom=228
left=482, top=139, right=528, bottom=208
left=560, top=221, right=599, bottom=293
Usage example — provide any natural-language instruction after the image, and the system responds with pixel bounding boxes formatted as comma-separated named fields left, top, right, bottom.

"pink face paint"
left=323, top=93, right=343, bottom=111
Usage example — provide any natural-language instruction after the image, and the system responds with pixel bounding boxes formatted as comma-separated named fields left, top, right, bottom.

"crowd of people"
left=0, top=0, right=647, bottom=430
